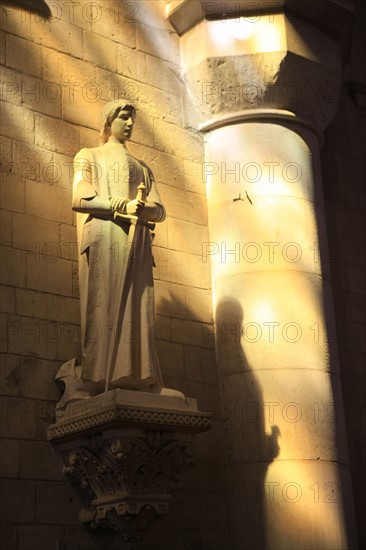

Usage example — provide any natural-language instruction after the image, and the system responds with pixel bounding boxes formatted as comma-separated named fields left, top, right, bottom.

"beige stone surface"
left=26, top=257, right=73, bottom=297
left=154, top=119, right=203, bottom=162
left=30, top=17, right=83, bottom=57
left=0, top=246, right=26, bottom=287
left=168, top=217, right=208, bottom=255
left=35, top=114, right=79, bottom=156
left=137, top=23, right=180, bottom=65
left=128, top=141, right=185, bottom=189
left=25, top=181, right=73, bottom=224
left=0, top=284, right=15, bottom=313
left=15, top=288, right=79, bottom=323
left=0, top=353, right=20, bottom=396
left=83, top=31, right=118, bottom=72
left=156, top=247, right=211, bottom=288
left=6, top=33, right=42, bottom=77
left=225, top=460, right=357, bottom=550
left=214, top=271, right=337, bottom=374
left=21, top=74, right=62, bottom=118
left=159, top=183, right=207, bottom=225
left=12, top=212, right=60, bottom=252
left=0, top=438, right=19, bottom=477
left=0, top=66, right=22, bottom=105
left=220, top=368, right=348, bottom=463
left=1, top=101, right=34, bottom=143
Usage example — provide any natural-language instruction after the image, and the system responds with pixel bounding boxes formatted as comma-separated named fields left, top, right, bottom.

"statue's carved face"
left=110, top=108, right=135, bottom=142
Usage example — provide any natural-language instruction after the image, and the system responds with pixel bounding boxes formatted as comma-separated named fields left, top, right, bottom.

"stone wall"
left=0, top=1, right=222, bottom=548
left=321, top=0, right=366, bottom=546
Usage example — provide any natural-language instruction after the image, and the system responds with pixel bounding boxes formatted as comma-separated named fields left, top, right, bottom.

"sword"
left=104, top=182, right=147, bottom=393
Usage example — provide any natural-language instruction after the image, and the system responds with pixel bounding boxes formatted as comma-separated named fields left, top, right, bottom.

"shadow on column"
left=215, top=298, right=280, bottom=550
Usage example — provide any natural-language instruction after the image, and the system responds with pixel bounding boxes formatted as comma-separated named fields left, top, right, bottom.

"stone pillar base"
left=48, top=390, right=211, bottom=546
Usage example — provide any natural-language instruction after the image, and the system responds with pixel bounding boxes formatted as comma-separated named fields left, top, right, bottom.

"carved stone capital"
left=48, top=390, right=211, bottom=546
left=174, top=2, right=354, bottom=132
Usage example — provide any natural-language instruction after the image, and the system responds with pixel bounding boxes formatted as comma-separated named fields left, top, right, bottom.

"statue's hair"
left=100, top=100, right=136, bottom=144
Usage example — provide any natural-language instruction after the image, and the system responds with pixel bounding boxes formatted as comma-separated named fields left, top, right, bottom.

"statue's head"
left=100, top=100, right=137, bottom=144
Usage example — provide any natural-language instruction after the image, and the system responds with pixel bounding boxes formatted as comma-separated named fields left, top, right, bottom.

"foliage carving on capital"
left=61, top=431, right=196, bottom=545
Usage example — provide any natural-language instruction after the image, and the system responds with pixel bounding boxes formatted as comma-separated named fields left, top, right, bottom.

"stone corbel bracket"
left=48, top=390, right=211, bottom=547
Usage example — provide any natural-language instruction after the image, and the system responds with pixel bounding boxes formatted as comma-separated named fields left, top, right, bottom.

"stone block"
left=13, top=140, right=53, bottom=184
left=92, top=2, right=136, bottom=48
left=221, top=368, right=349, bottom=464
left=156, top=247, right=211, bottom=289
left=0, top=100, right=34, bottom=144
left=35, top=481, right=79, bottom=524
left=27, top=256, right=73, bottom=297
left=25, top=181, right=73, bottom=224
left=185, top=287, right=213, bottom=323
left=84, top=31, right=117, bottom=72
left=117, top=43, right=146, bottom=82
left=0, top=135, right=13, bottom=167
left=155, top=314, right=172, bottom=341
left=62, top=93, right=103, bottom=130
left=15, top=288, right=79, bottom=323
left=0, top=480, right=36, bottom=523
left=145, top=55, right=181, bottom=96
left=0, top=208, right=12, bottom=242
left=6, top=314, right=56, bottom=360
left=184, top=158, right=206, bottom=195
left=137, top=23, right=179, bottom=65
left=55, top=323, right=81, bottom=363
left=133, top=0, right=168, bottom=30
left=168, top=217, right=209, bottom=256
left=31, top=17, right=83, bottom=57
left=0, top=524, right=17, bottom=550
left=156, top=340, right=185, bottom=379
left=154, top=119, right=203, bottom=163
left=60, top=224, right=78, bottom=261
left=159, top=183, right=208, bottom=226
left=184, top=345, right=217, bottom=383
left=172, top=319, right=215, bottom=349
left=0, top=397, right=40, bottom=439
left=21, top=74, right=62, bottom=119
left=155, top=280, right=186, bottom=318
left=0, top=285, right=15, bottom=314
left=126, top=108, right=154, bottom=148
left=0, top=31, right=5, bottom=65
left=128, top=142, right=185, bottom=189
left=0, top=313, right=8, bottom=354
left=140, top=88, right=182, bottom=127
left=152, top=217, right=168, bottom=248
left=18, top=525, right=60, bottom=550
left=52, top=152, right=75, bottom=192
left=0, top=66, right=22, bottom=105
left=43, top=48, right=96, bottom=87
left=20, top=440, right=64, bottom=480
left=0, top=245, right=26, bottom=287
left=79, top=126, right=99, bottom=149
left=12, top=212, right=60, bottom=252
left=0, top=173, right=25, bottom=212
left=0, top=4, right=32, bottom=40
left=0, top=353, right=20, bottom=396
left=6, top=33, right=42, bottom=77
left=20, top=357, right=62, bottom=400
left=35, top=114, right=79, bottom=156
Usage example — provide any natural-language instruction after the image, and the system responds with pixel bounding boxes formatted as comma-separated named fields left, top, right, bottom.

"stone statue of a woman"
left=55, top=100, right=181, bottom=417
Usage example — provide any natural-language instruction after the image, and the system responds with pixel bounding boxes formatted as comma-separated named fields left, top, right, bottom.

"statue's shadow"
left=148, top=294, right=280, bottom=550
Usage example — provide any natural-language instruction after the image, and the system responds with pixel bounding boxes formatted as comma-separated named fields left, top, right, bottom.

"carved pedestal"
left=48, top=390, right=211, bottom=547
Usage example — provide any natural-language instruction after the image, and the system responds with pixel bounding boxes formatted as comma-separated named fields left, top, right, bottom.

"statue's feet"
left=55, top=358, right=95, bottom=420
left=148, top=383, right=186, bottom=401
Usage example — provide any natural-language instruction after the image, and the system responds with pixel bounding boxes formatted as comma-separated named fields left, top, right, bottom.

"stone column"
left=168, top=1, right=357, bottom=549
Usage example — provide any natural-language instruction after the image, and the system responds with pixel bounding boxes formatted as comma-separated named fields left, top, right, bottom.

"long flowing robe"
left=73, top=142, right=165, bottom=391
